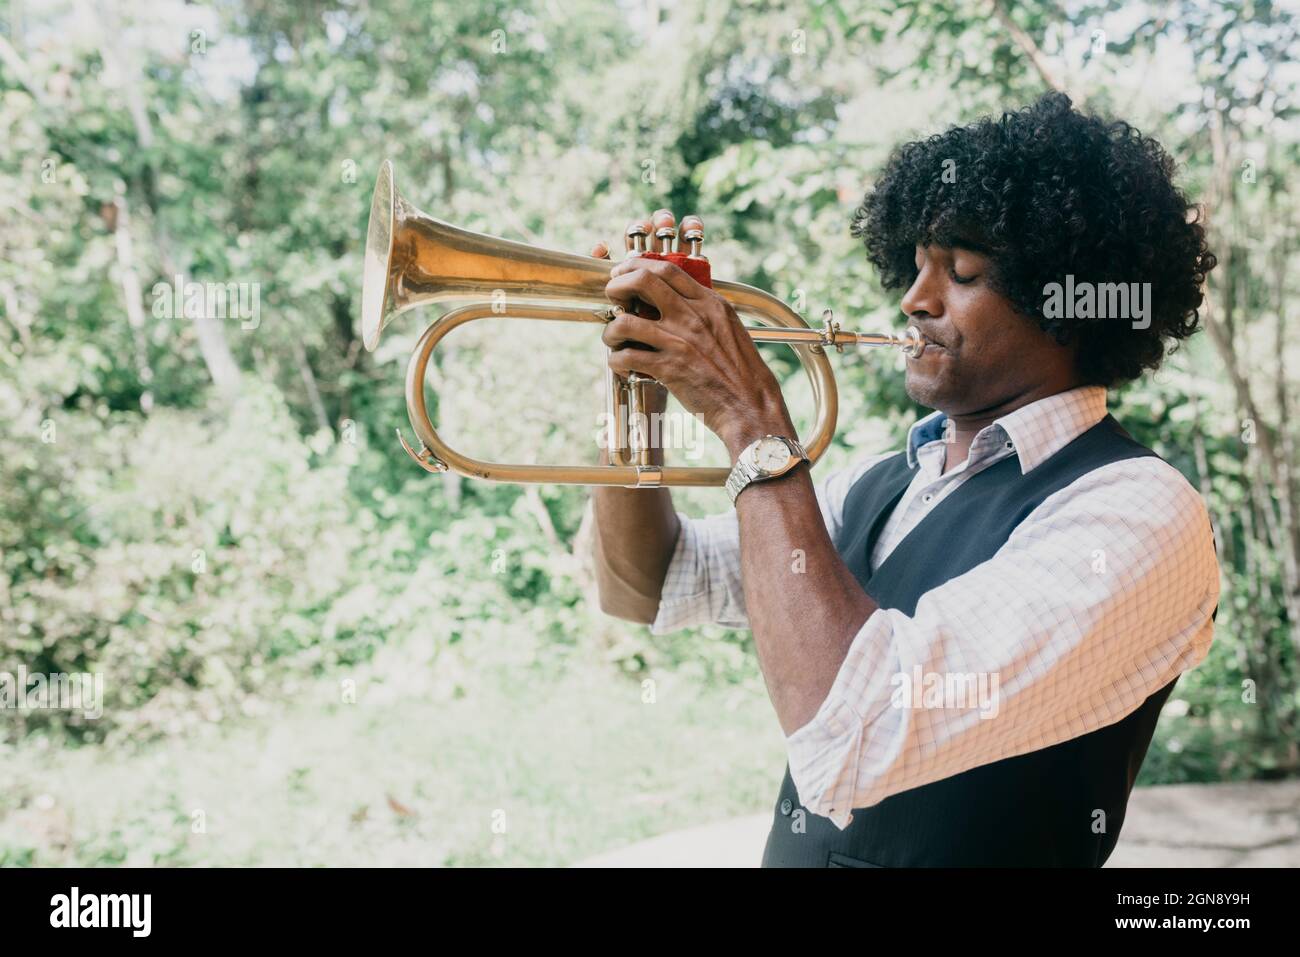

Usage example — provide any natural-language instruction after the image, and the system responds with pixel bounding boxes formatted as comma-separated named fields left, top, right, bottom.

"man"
left=590, top=93, right=1220, bottom=867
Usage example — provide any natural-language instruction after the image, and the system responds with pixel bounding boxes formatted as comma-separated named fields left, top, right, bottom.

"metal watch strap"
left=725, top=436, right=808, bottom=504
left=725, top=457, right=759, bottom=503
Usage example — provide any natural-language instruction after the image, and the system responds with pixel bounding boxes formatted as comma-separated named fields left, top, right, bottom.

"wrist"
left=720, top=407, right=797, bottom=462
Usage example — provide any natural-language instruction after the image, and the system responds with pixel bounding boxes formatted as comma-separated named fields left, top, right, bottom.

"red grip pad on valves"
left=641, top=251, right=712, bottom=289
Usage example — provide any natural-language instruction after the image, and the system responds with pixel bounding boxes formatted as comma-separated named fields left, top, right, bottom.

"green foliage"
left=0, top=0, right=1296, bottom=865
left=4, top=386, right=341, bottom=738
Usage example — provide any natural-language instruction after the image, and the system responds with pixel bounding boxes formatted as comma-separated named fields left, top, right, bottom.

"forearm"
left=723, top=419, right=879, bottom=736
left=591, top=446, right=681, bottom=623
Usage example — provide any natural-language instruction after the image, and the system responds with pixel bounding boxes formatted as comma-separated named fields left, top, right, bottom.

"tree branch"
left=990, top=0, right=1069, bottom=96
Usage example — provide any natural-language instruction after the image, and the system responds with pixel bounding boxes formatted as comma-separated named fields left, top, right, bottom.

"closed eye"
left=949, top=268, right=977, bottom=285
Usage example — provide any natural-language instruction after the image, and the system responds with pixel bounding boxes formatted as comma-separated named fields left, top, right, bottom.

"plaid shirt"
left=651, top=386, right=1220, bottom=828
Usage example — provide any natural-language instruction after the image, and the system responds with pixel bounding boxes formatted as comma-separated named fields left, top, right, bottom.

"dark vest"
left=762, top=414, right=1193, bottom=868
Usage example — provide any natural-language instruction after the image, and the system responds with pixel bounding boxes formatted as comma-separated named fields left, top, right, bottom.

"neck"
left=940, top=379, right=1080, bottom=474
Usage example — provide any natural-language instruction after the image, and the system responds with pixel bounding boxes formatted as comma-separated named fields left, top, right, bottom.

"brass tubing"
left=402, top=301, right=839, bottom=487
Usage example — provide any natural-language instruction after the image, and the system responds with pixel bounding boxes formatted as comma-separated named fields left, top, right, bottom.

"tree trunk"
left=98, top=0, right=242, bottom=397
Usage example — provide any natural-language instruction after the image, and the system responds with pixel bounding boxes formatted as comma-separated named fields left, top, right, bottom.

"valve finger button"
left=625, top=219, right=651, bottom=255
left=652, top=209, right=677, bottom=254
left=680, top=215, right=705, bottom=258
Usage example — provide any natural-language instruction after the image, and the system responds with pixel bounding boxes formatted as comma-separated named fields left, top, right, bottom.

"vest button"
left=780, top=798, right=794, bottom=816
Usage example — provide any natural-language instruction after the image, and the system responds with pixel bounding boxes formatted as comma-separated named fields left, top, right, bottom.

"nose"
left=900, top=261, right=943, bottom=320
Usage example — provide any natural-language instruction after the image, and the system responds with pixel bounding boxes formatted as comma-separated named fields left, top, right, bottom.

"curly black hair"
left=851, top=93, right=1216, bottom=387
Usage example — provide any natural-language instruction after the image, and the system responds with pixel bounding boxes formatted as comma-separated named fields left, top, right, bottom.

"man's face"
left=900, top=243, right=1074, bottom=416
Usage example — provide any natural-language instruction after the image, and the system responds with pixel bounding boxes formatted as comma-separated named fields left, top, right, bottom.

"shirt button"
left=780, top=798, right=794, bottom=816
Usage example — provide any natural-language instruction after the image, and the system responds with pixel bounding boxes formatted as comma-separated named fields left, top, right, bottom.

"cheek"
left=949, top=289, right=1022, bottom=361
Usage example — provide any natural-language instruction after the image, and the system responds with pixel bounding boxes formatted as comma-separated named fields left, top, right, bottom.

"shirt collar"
left=905, top=385, right=1109, bottom=474
left=905, top=410, right=949, bottom=468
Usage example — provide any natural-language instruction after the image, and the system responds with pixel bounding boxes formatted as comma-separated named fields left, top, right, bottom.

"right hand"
left=590, top=213, right=676, bottom=415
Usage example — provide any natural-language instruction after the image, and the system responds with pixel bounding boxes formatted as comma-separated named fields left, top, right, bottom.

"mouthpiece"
left=900, top=325, right=925, bottom=358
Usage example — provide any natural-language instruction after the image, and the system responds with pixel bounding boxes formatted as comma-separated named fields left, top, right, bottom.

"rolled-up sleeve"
left=650, top=510, right=747, bottom=633
left=649, top=453, right=893, bottom=635
left=784, top=458, right=1221, bottom=830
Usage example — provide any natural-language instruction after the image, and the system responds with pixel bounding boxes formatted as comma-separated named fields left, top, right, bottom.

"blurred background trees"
left=1, top=0, right=1296, bottom=863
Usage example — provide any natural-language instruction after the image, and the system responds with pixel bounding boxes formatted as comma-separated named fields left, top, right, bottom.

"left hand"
left=601, top=221, right=796, bottom=457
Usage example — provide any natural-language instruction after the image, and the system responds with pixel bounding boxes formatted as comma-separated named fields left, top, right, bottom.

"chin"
left=905, top=348, right=974, bottom=412
left=904, top=367, right=947, bottom=411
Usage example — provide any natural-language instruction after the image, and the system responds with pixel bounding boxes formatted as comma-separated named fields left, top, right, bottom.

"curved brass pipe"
left=402, top=299, right=841, bottom=487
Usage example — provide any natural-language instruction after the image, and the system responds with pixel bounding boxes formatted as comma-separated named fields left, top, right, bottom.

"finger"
left=651, top=208, right=677, bottom=254
left=606, top=260, right=707, bottom=312
left=623, top=217, right=652, bottom=255
left=601, top=313, right=684, bottom=352
left=604, top=269, right=687, bottom=323
left=607, top=344, right=666, bottom=379
left=679, top=214, right=704, bottom=255
left=590, top=240, right=611, bottom=260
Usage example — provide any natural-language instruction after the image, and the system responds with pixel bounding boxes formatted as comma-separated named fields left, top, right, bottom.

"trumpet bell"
left=362, top=159, right=615, bottom=352
left=361, top=160, right=397, bottom=351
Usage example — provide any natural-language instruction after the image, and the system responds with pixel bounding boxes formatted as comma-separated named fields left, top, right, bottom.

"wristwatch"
left=725, top=435, right=809, bottom=504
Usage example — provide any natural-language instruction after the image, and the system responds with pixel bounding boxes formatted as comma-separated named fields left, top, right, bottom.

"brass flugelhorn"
left=361, top=160, right=923, bottom=488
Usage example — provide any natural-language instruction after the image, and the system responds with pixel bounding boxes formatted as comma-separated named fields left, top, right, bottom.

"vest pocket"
left=827, top=851, right=885, bottom=868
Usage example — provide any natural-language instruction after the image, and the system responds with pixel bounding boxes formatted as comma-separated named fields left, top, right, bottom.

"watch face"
left=754, top=437, right=792, bottom=472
